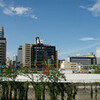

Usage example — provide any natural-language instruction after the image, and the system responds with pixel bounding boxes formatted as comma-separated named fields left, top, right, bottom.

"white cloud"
left=0, top=0, right=37, bottom=19
left=80, top=37, right=95, bottom=41
left=80, top=0, right=100, bottom=16
left=80, top=5, right=87, bottom=9
left=3, top=8, right=14, bottom=16
left=31, top=15, right=38, bottom=19
left=10, top=7, right=30, bottom=15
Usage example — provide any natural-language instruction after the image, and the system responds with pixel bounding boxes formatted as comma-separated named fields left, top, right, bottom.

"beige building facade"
left=60, top=60, right=81, bottom=69
left=22, top=43, right=33, bottom=67
left=96, top=47, right=100, bottom=64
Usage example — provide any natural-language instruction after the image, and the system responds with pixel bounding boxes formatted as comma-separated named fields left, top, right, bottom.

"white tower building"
left=96, top=47, right=100, bottom=64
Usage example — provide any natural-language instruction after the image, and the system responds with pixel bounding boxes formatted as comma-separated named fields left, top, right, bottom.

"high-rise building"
left=22, top=43, right=33, bottom=67
left=0, top=26, right=4, bottom=38
left=22, top=41, right=58, bottom=69
left=96, top=47, right=100, bottom=64
left=6, top=57, right=11, bottom=67
left=31, top=43, right=57, bottom=69
left=13, top=55, right=17, bottom=62
left=0, top=26, right=6, bottom=65
left=55, top=50, right=58, bottom=68
left=13, top=55, right=17, bottom=66
left=17, top=45, right=22, bottom=63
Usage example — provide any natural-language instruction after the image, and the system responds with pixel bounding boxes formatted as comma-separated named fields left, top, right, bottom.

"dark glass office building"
left=0, top=26, right=4, bottom=38
left=0, top=26, right=6, bottom=65
left=69, top=56, right=96, bottom=65
left=31, top=43, right=57, bottom=69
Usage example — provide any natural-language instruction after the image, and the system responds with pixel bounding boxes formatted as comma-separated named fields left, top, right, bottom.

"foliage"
left=90, top=84, right=93, bottom=99
left=94, top=67, right=100, bottom=73
left=0, top=66, right=77, bottom=100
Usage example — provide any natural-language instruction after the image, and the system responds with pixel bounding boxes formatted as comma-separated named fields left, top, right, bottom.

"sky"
left=0, top=0, right=100, bottom=60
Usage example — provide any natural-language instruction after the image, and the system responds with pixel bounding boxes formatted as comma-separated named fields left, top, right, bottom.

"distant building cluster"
left=60, top=51, right=100, bottom=70
left=21, top=43, right=58, bottom=69
left=0, top=26, right=58, bottom=70
left=10, top=42, right=58, bottom=69
left=1, top=25, right=100, bottom=72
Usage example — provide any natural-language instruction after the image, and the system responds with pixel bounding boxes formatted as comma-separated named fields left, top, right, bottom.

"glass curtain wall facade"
left=31, top=43, right=56, bottom=70
left=0, top=38, right=6, bottom=65
left=69, top=57, right=96, bottom=65
left=0, top=26, right=4, bottom=38
left=0, top=26, right=6, bottom=65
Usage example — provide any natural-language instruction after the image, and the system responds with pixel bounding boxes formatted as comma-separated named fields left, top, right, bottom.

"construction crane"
left=35, top=36, right=49, bottom=74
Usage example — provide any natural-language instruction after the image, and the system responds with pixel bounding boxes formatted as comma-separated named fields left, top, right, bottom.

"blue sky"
left=0, top=0, right=100, bottom=59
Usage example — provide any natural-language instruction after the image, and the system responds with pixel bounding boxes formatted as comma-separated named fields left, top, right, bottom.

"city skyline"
left=0, top=0, right=100, bottom=59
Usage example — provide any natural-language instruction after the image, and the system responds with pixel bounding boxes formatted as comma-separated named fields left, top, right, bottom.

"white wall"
left=3, top=73, right=100, bottom=83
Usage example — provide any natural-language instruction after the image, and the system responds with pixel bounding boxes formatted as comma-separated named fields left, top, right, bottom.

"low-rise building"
left=68, top=52, right=96, bottom=65
left=60, top=60, right=81, bottom=69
